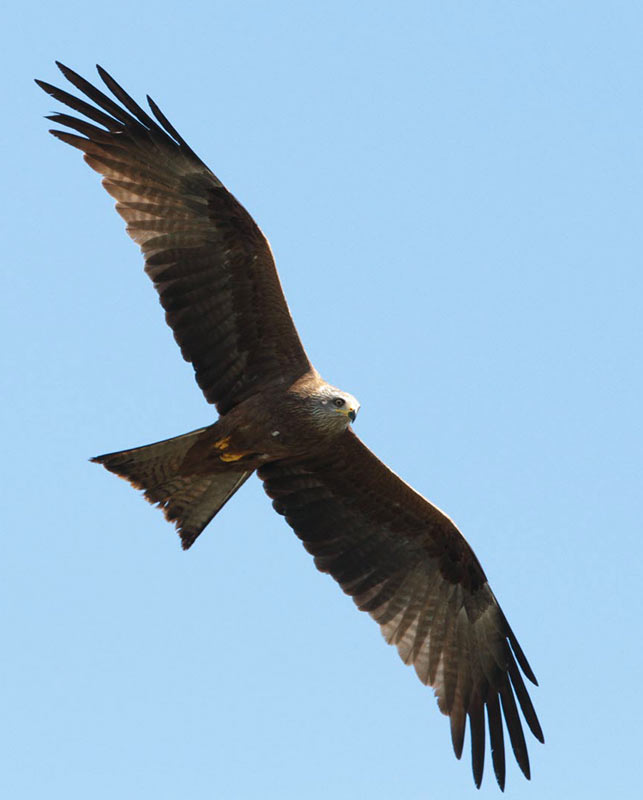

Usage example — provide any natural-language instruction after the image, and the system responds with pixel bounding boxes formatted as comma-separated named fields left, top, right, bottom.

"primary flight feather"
left=37, top=62, right=543, bottom=789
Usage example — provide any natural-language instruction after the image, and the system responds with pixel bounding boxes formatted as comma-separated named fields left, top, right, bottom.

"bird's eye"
left=333, top=398, right=345, bottom=408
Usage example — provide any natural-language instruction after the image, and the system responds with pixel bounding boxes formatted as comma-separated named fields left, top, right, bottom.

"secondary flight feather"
left=37, top=62, right=543, bottom=789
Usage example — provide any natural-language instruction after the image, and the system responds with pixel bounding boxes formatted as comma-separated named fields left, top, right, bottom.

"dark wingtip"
left=504, top=619, right=539, bottom=685
left=35, top=78, right=58, bottom=99
left=450, top=712, right=465, bottom=760
left=95, top=64, right=112, bottom=84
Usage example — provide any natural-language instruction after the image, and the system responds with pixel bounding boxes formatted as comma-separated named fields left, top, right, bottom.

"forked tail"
left=92, top=427, right=252, bottom=549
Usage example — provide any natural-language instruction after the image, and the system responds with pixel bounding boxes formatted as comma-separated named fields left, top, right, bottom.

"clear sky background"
left=3, top=2, right=642, bottom=798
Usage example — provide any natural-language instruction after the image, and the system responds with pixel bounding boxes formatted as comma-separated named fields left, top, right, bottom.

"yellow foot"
left=219, top=451, right=246, bottom=463
left=213, top=435, right=231, bottom=451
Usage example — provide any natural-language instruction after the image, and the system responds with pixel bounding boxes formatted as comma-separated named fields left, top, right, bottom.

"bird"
left=37, top=62, right=543, bottom=790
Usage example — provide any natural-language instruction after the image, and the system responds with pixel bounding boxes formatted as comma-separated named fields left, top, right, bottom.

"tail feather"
left=92, top=427, right=252, bottom=548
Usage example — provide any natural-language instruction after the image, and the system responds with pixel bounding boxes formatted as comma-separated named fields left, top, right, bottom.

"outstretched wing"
left=259, top=431, right=543, bottom=790
left=37, top=63, right=312, bottom=414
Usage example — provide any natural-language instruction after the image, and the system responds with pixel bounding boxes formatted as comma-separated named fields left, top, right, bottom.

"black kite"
left=37, top=63, right=543, bottom=789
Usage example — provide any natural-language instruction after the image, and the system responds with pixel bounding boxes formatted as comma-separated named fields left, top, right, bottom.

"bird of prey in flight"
left=37, top=62, right=543, bottom=789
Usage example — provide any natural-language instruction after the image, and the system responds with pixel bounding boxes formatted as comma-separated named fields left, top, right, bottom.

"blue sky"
left=3, top=1, right=642, bottom=797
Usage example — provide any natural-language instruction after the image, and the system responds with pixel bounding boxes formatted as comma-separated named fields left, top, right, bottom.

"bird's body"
left=38, top=63, right=543, bottom=789
left=171, top=372, right=358, bottom=473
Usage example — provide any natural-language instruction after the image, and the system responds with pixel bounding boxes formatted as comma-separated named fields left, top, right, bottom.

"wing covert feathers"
left=259, top=431, right=543, bottom=790
left=37, top=63, right=311, bottom=414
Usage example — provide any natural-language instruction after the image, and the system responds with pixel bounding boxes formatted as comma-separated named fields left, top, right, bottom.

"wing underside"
left=259, top=431, right=543, bottom=789
left=37, top=63, right=312, bottom=414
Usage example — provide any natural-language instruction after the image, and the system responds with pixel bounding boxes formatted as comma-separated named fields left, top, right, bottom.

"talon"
left=220, top=451, right=246, bottom=462
left=213, top=436, right=231, bottom=451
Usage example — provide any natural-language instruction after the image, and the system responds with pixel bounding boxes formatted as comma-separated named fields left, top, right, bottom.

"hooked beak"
left=348, top=408, right=357, bottom=423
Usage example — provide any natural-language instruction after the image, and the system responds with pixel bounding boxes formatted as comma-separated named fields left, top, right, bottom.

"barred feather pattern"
left=260, top=430, right=543, bottom=790
left=37, top=62, right=311, bottom=414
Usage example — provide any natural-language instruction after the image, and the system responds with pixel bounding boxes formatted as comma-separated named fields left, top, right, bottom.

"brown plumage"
left=37, top=62, right=543, bottom=789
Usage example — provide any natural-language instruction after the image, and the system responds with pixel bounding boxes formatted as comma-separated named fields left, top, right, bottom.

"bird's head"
left=309, top=384, right=360, bottom=433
